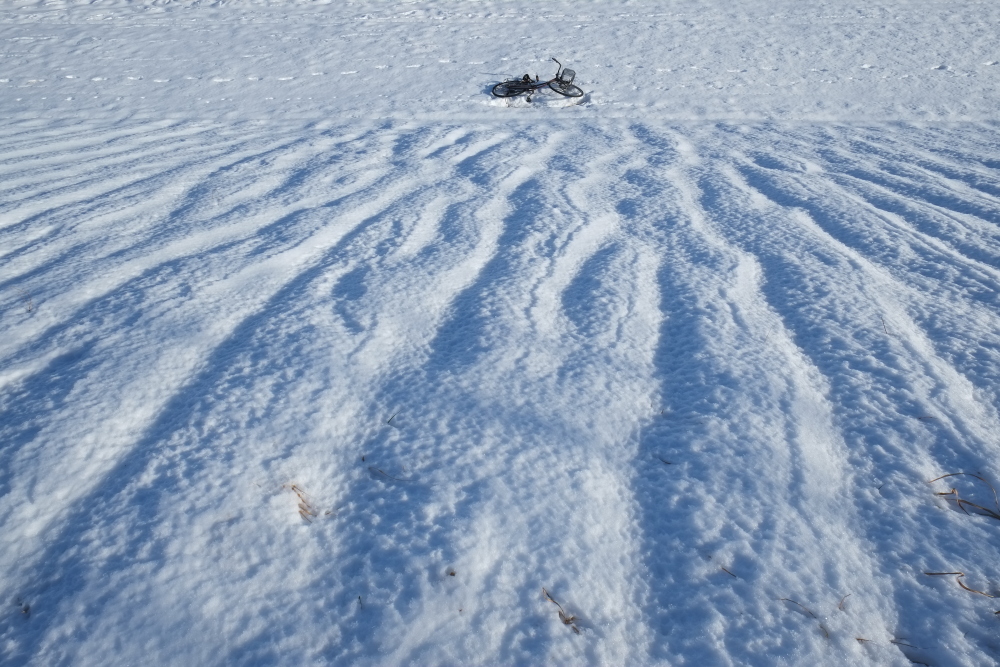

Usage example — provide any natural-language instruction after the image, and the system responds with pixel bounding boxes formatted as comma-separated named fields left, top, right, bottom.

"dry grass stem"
left=924, top=571, right=996, bottom=598
left=778, top=598, right=829, bottom=637
left=542, top=588, right=581, bottom=634
left=721, top=566, right=736, bottom=578
left=368, top=466, right=414, bottom=482
left=838, top=593, right=851, bottom=610
left=929, top=473, right=1000, bottom=520
left=780, top=598, right=817, bottom=618
left=284, top=484, right=318, bottom=522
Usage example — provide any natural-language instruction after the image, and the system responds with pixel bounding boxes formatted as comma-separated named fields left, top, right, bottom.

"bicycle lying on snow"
left=492, top=58, right=584, bottom=102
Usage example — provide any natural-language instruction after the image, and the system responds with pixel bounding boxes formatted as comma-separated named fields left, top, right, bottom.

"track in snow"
left=2, top=119, right=1000, bottom=666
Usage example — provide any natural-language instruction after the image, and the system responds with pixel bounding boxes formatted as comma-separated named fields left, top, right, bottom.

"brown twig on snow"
left=929, top=473, right=1000, bottom=520
left=285, top=484, right=318, bottom=522
left=780, top=598, right=817, bottom=618
left=542, top=588, right=581, bottom=634
left=368, top=466, right=414, bottom=482
left=838, top=593, right=851, bottom=611
left=780, top=598, right=831, bottom=638
left=924, top=571, right=996, bottom=598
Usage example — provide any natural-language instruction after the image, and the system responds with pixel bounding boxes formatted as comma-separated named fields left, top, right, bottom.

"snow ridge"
left=2, top=117, right=1000, bottom=665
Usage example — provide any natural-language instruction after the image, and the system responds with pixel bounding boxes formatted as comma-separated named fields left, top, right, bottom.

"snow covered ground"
left=2, top=1, right=1000, bottom=665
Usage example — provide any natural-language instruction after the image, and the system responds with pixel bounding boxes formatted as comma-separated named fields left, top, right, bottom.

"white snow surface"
left=2, top=1, right=1000, bottom=665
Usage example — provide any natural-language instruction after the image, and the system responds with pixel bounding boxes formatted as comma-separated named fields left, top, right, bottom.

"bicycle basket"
left=558, top=68, right=576, bottom=84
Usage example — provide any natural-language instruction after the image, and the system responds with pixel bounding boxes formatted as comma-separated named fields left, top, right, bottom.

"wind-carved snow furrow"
left=293, top=127, right=663, bottom=666
left=618, top=124, right=897, bottom=665
left=0, top=142, right=256, bottom=248
left=0, top=131, right=230, bottom=210
left=0, top=128, right=478, bottom=638
left=0, top=129, right=259, bottom=234
left=528, top=136, right=631, bottom=346
left=740, top=149, right=1000, bottom=306
left=0, top=142, right=282, bottom=290
left=713, top=151, right=1000, bottom=664
left=846, top=126, right=1000, bottom=202
left=3, top=124, right=606, bottom=667
left=0, top=118, right=197, bottom=167
left=731, top=153, right=1000, bottom=421
left=0, top=126, right=404, bottom=365
left=221, top=124, right=524, bottom=379
left=829, top=171, right=1000, bottom=272
left=314, top=132, right=583, bottom=663
left=818, top=141, right=1000, bottom=231
left=511, top=128, right=645, bottom=386
left=0, top=125, right=297, bottom=276
left=820, top=135, right=1000, bottom=231
left=560, top=242, right=630, bottom=341
left=1, top=124, right=425, bottom=374
left=0, top=119, right=227, bottom=181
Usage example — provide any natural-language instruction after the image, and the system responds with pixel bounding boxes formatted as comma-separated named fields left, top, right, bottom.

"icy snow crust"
left=2, top=1, right=1000, bottom=666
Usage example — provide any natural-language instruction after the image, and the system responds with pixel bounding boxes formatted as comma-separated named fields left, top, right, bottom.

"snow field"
left=2, top=116, right=1000, bottom=666
left=3, top=0, right=1000, bottom=121
left=1, top=1, right=1000, bottom=666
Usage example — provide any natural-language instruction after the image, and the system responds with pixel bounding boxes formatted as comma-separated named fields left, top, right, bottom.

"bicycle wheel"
left=548, top=82, right=584, bottom=98
left=492, top=81, right=527, bottom=98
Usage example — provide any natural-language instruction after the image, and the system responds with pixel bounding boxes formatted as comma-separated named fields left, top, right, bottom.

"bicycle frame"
left=492, top=58, right=580, bottom=101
